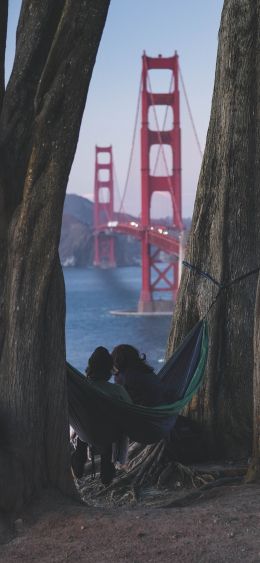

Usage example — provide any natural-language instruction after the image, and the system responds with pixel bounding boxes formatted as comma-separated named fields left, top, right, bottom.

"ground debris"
left=0, top=480, right=260, bottom=562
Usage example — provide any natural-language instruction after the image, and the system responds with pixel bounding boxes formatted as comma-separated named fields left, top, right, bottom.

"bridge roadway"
left=96, top=221, right=180, bottom=255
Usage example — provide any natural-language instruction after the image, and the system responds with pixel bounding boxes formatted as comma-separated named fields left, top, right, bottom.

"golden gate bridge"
left=92, top=52, right=201, bottom=313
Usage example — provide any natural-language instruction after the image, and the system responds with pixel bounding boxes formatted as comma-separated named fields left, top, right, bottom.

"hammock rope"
left=183, top=261, right=260, bottom=318
left=183, top=260, right=260, bottom=290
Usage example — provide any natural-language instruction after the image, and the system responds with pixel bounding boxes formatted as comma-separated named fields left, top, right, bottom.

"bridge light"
left=163, top=230, right=169, bottom=235
left=107, top=221, right=118, bottom=227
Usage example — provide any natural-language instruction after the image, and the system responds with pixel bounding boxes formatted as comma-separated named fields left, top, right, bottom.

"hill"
left=60, top=194, right=141, bottom=267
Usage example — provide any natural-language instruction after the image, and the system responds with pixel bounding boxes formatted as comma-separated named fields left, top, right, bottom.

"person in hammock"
left=71, top=346, right=131, bottom=484
left=86, top=346, right=132, bottom=403
left=111, top=344, right=164, bottom=407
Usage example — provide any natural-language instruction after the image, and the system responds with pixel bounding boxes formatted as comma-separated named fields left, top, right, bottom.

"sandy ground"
left=0, top=477, right=260, bottom=563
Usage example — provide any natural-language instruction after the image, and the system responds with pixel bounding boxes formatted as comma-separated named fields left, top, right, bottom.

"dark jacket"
left=116, top=368, right=163, bottom=407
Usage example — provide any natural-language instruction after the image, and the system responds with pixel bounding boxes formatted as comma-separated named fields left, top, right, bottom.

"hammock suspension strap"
left=183, top=261, right=260, bottom=317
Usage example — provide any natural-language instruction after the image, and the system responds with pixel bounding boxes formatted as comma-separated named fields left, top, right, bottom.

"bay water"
left=64, top=267, right=172, bottom=373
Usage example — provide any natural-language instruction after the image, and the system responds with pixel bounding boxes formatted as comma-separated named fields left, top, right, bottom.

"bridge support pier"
left=138, top=297, right=174, bottom=313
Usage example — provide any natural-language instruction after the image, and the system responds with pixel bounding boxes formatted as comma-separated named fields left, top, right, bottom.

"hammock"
left=67, top=320, right=208, bottom=450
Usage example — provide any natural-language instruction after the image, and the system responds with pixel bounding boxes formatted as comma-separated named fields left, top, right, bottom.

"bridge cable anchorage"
left=179, top=66, right=203, bottom=159
left=145, top=59, right=183, bottom=230
left=118, top=75, right=142, bottom=214
left=152, top=74, right=174, bottom=176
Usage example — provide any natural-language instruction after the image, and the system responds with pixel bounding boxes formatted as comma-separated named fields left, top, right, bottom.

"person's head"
left=85, top=346, right=113, bottom=381
left=111, top=344, right=153, bottom=374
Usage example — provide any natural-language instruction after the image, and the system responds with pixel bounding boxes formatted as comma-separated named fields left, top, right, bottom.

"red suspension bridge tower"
left=92, top=53, right=186, bottom=310
left=138, top=52, right=183, bottom=312
left=93, top=145, right=116, bottom=268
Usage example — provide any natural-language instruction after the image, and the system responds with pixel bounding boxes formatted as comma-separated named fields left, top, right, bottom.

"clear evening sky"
left=6, top=1, right=223, bottom=219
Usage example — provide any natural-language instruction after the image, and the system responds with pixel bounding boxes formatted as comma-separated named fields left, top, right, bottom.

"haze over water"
left=64, top=267, right=172, bottom=373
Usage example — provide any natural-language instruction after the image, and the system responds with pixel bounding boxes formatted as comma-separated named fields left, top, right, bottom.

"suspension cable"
left=179, top=66, right=203, bottom=159
left=118, top=75, right=142, bottom=214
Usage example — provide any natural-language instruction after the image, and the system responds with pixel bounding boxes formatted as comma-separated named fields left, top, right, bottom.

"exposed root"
left=0, top=514, right=14, bottom=546
left=127, top=442, right=143, bottom=461
left=75, top=436, right=249, bottom=509
left=132, top=442, right=164, bottom=488
left=109, top=487, right=138, bottom=506
left=127, top=444, right=155, bottom=473
left=92, top=448, right=212, bottom=505
left=162, top=476, right=244, bottom=508
left=245, top=458, right=260, bottom=483
left=157, top=463, right=173, bottom=488
left=192, top=473, right=215, bottom=487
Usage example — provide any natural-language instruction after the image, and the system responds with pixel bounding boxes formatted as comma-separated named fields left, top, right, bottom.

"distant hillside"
left=60, top=194, right=141, bottom=267
left=63, top=194, right=93, bottom=226
left=60, top=213, right=92, bottom=267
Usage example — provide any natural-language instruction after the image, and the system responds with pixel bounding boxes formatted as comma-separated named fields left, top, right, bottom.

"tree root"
left=0, top=514, right=14, bottom=546
left=127, top=442, right=143, bottom=461
left=161, top=476, right=244, bottom=508
left=245, top=458, right=260, bottom=483
left=92, top=443, right=163, bottom=503
left=76, top=438, right=249, bottom=509
left=94, top=443, right=214, bottom=505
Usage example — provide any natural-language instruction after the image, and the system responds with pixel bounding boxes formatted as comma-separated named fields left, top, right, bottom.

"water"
left=64, top=267, right=172, bottom=373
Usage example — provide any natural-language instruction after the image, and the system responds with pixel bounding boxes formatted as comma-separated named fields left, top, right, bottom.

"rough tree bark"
left=0, top=0, right=110, bottom=512
left=246, top=275, right=260, bottom=481
left=167, top=0, right=260, bottom=460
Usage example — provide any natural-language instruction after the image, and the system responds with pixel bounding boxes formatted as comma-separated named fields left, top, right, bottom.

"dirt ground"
left=0, top=473, right=260, bottom=563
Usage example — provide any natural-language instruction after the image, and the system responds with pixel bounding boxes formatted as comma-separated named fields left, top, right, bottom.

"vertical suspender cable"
left=179, top=66, right=203, bottom=159
left=118, top=75, right=142, bottom=214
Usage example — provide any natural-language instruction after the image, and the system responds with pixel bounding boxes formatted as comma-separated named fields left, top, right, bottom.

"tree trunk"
left=253, top=276, right=260, bottom=473
left=0, top=1, right=8, bottom=112
left=0, top=0, right=110, bottom=512
left=167, top=0, right=260, bottom=459
left=246, top=275, right=260, bottom=481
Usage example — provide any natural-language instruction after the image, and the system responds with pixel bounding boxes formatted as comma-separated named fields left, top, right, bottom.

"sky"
left=6, top=0, right=223, bottom=219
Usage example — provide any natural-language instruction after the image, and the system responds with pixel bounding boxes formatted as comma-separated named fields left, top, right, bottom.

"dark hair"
left=111, top=344, right=154, bottom=374
left=85, top=346, right=113, bottom=381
